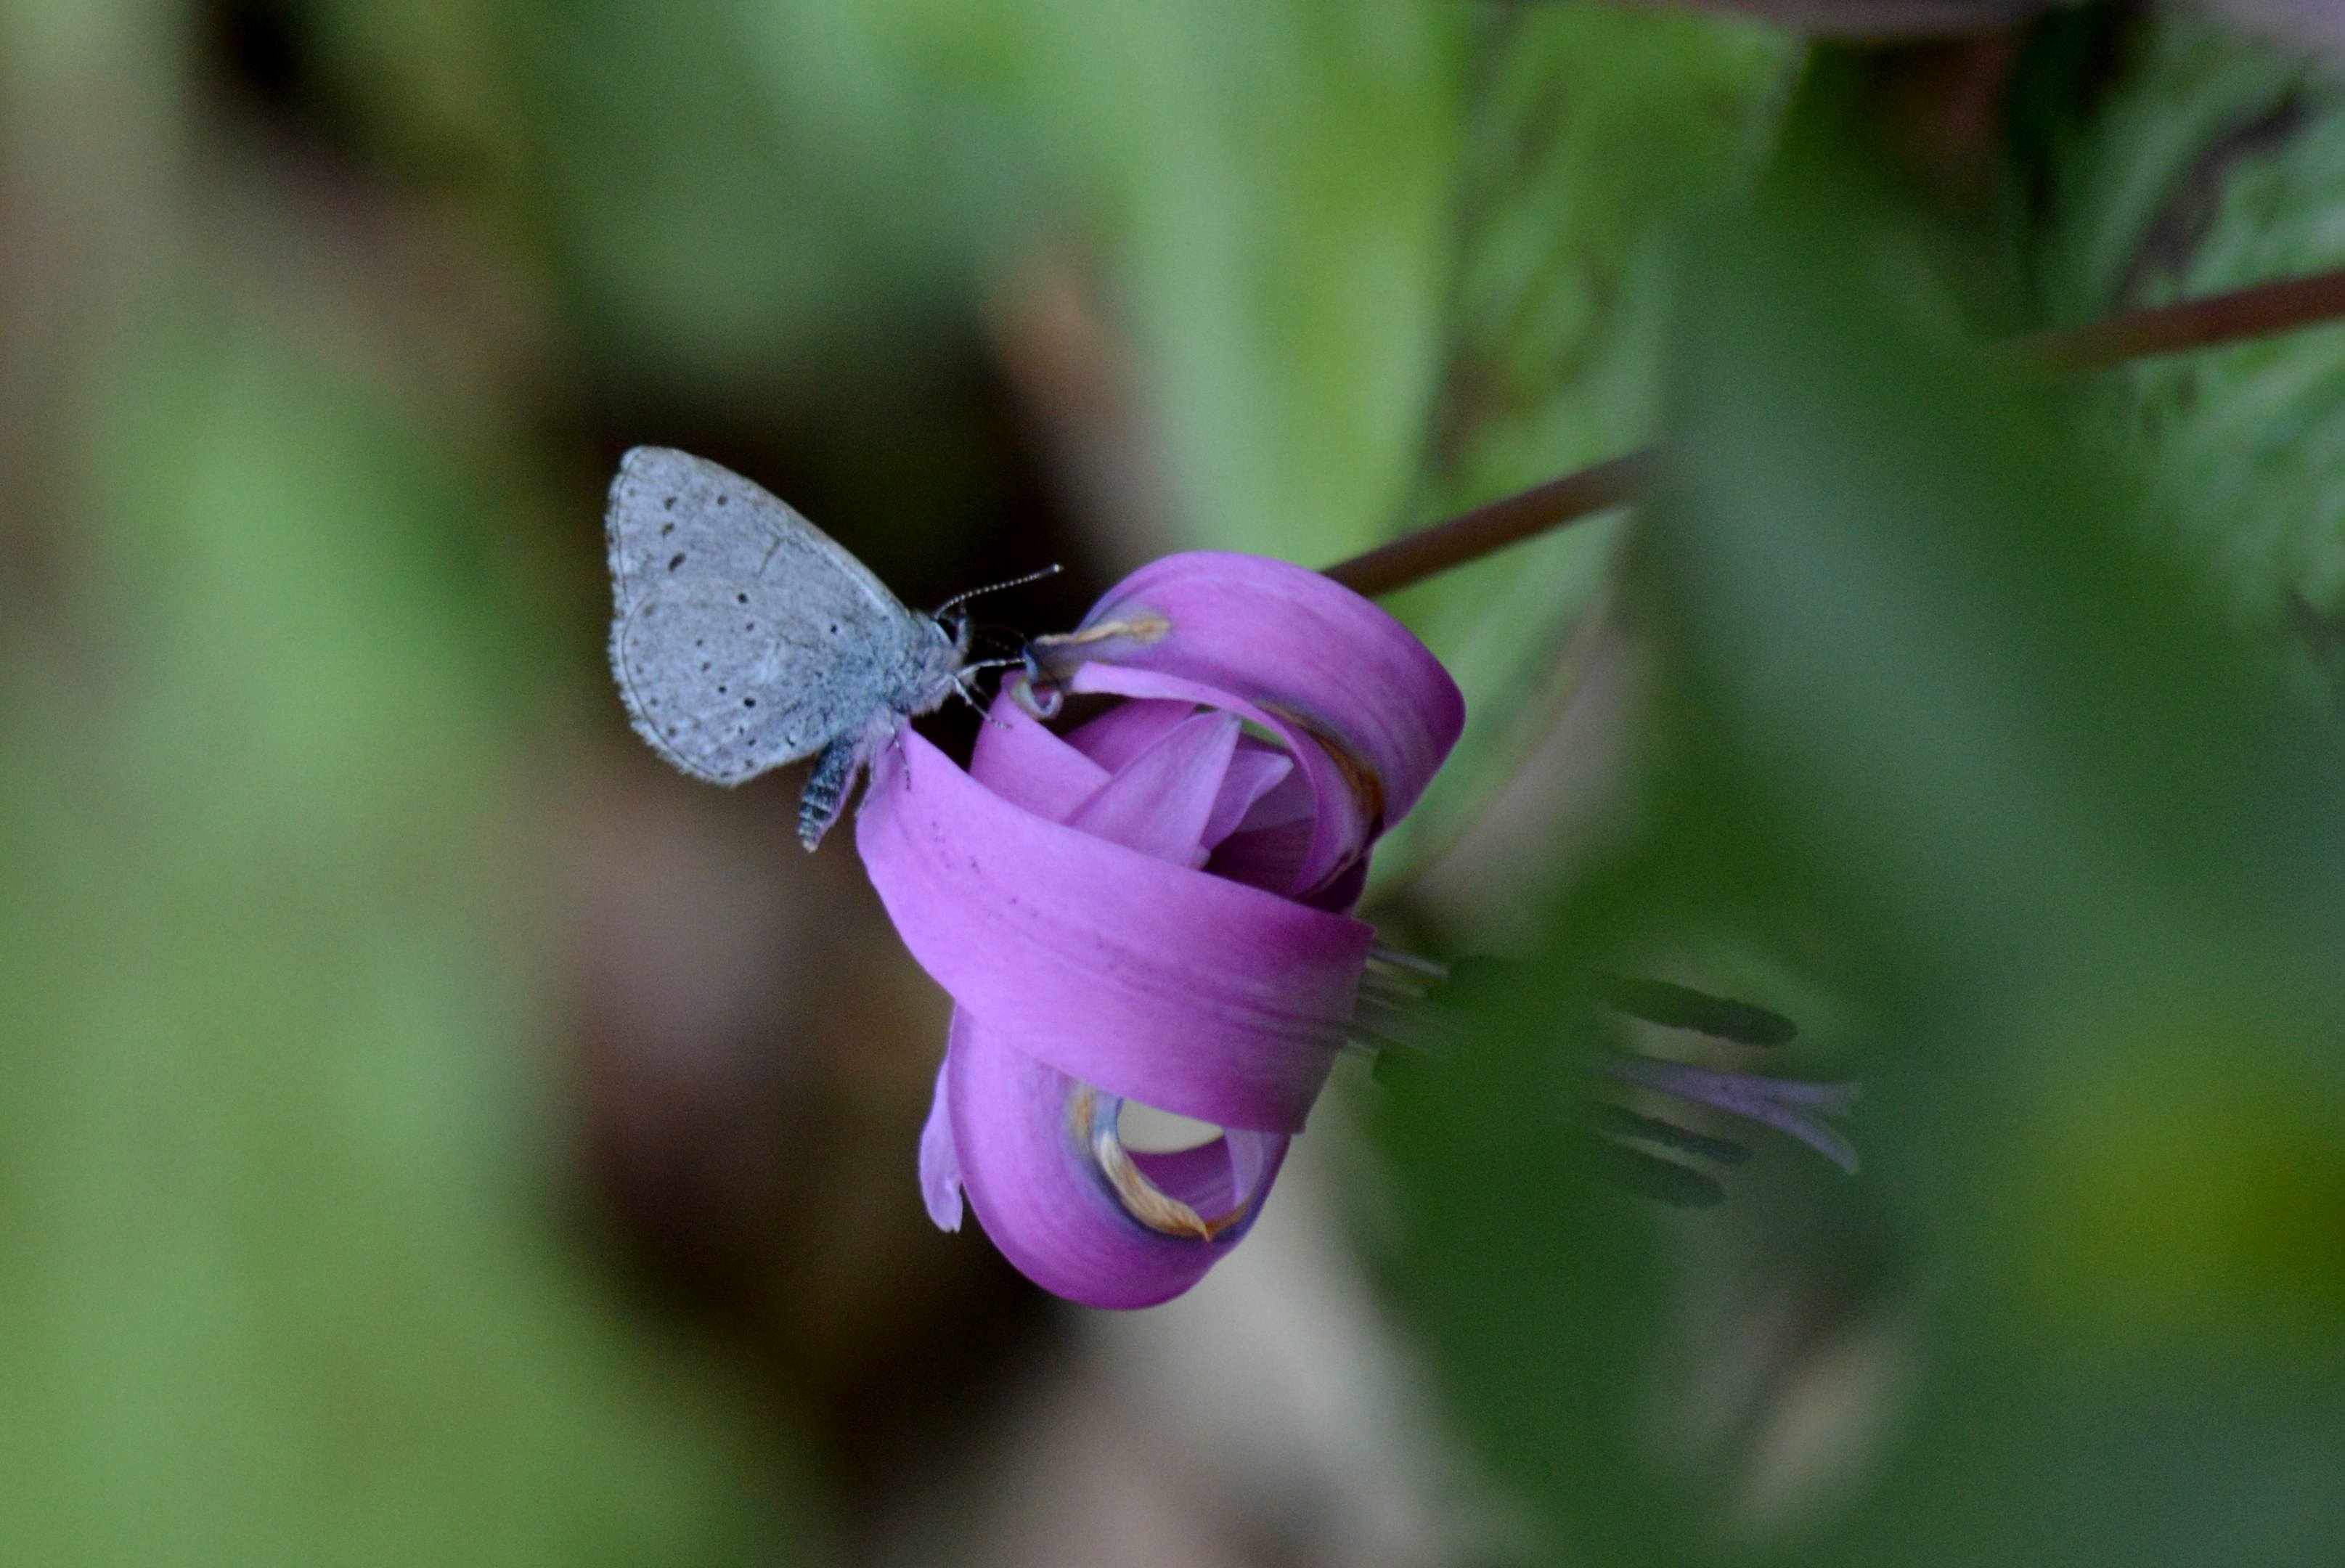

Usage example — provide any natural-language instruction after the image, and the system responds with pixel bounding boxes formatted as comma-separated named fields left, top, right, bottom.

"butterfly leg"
left=796, top=735, right=862, bottom=851
left=952, top=669, right=1016, bottom=730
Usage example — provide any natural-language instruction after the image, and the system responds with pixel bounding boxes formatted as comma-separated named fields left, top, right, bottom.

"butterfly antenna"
left=935, top=563, right=1063, bottom=619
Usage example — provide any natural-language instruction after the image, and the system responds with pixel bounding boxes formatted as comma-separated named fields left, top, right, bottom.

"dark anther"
left=1598, top=975, right=1797, bottom=1047
left=1586, top=1103, right=1751, bottom=1165
left=1584, top=1132, right=1727, bottom=1209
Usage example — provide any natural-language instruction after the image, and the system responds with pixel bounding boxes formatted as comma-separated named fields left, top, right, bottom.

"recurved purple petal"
left=1201, top=743, right=1293, bottom=851
left=1035, top=552, right=1464, bottom=826
left=1064, top=698, right=1199, bottom=771
left=1065, top=711, right=1239, bottom=867
left=967, top=695, right=1109, bottom=821
left=1062, top=662, right=1384, bottom=900
left=856, top=728, right=1368, bottom=1132
left=945, top=1008, right=1285, bottom=1310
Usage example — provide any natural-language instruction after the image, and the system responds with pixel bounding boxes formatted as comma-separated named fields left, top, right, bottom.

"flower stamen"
left=1598, top=1053, right=1861, bottom=1174
left=1367, top=942, right=1451, bottom=980
left=1352, top=946, right=1863, bottom=1178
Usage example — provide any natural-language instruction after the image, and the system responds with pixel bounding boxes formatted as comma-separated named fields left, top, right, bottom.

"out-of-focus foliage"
left=1376, top=34, right=2345, bottom=1561
left=290, top=0, right=1463, bottom=571
left=2031, top=7, right=2345, bottom=627
left=1379, top=5, right=1793, bottom=873
left=0, top=303, right=783, bottom=1558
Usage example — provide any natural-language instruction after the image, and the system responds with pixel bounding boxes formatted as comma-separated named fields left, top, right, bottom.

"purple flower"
left=855, top=552, right=1464, bottom=1307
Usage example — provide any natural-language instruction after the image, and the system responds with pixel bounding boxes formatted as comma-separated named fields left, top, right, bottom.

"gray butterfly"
left=606, top=446, right=974, bottom=849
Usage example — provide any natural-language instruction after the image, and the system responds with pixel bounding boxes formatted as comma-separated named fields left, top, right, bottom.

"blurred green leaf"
left=482, top=0, right=1464, bottom=574
left=2031, top=10, right=2345, bottom=628
left=300, top=0, right=1485, bottom=600
left=0, top=301, right=788, bottom=1564
left=1374, top=4, right=1794, bottom=880
left=1656, top=192, right=2345, bottom=992
left=1374, top=958, right=1686, bottom=1566
left=1381, top=173, right=2345, bottom=1566
left=961, top=0, right=1467, bottom=566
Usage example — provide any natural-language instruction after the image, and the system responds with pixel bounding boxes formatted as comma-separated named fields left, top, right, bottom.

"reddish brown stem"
left=2009, top=265, right=2345, bottom=369
left=1326, top=264, right=2345, bottom=598
left=1320, top=449, right=1660, bottom=599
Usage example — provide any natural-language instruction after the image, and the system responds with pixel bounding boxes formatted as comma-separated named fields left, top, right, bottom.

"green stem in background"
left=1324, top=264, right=2345, bottom=599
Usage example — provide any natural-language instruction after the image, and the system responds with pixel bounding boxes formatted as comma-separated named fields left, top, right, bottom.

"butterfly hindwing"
left=612, top=576, right=902, bottom=784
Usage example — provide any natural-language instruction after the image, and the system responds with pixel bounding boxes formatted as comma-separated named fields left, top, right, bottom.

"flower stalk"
left=1321, top=263, right=2345, bottom=600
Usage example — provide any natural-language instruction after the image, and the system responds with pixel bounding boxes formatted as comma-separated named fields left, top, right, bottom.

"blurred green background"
left=2, top=0, right=2342, bottom=1563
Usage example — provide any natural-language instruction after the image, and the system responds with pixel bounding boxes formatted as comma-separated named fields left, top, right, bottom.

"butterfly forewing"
left=605, top=446, right=960, bottom=808
left=606, top=446, right=905, bottom=621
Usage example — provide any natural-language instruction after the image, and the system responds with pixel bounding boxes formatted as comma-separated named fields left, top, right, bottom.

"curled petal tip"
left=1008, top=666, right=1064, bottom=720
left=1026, top=614, right=1173, bottom=680
left=919, top=1056, right=966, bottom=1231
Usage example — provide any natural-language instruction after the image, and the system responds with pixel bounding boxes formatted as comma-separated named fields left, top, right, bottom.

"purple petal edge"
left=918, top=1053, right=964, bottom=1231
